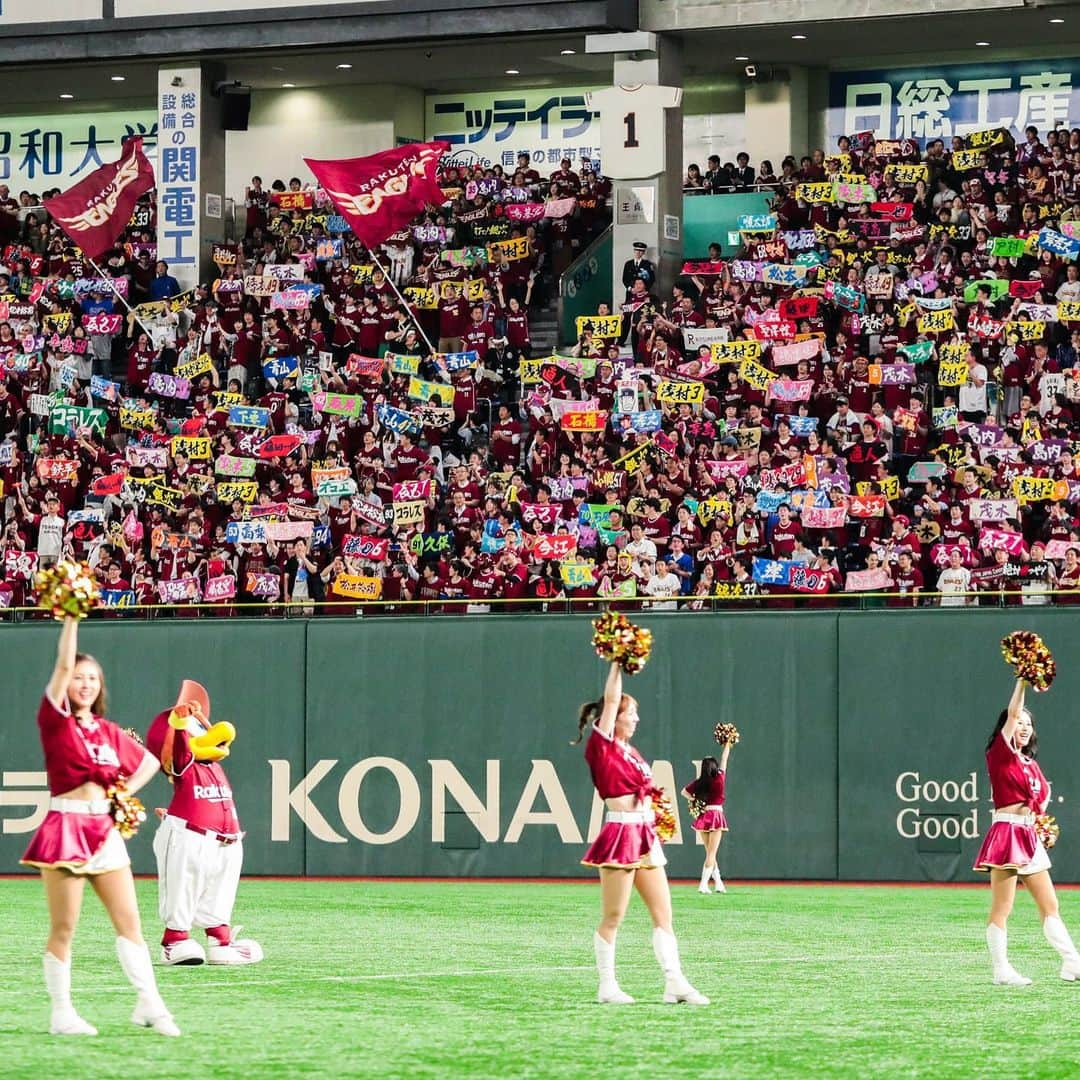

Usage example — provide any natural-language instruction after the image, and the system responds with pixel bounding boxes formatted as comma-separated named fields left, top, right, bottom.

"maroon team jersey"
left=37, top=693, right=148, bottom=796
left=145, top=709, right=241, bottom=834
left=584, top=724, right=655, bottom=800
left=986, top=731, right=1050, bottom=814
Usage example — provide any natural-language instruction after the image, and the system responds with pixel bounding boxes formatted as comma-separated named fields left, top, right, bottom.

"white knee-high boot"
left=115, top=937, right=181, bottom=1036
left=698, top=867, right=712, bottom=893
left=986, top=924, right=1032, bottom=986
left=1043, top=916, right=1080, bottom=981
left=652, top=928, right=709, bottom=1005
left=711, top=866, right=726, bottom=893
left=44, top=953, right=97, bottom=1036
left=594, top=932, right=634, bottom=1004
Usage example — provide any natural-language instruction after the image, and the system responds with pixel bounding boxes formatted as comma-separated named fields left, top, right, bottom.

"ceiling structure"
left=1, top=7, right=1080, bottom=110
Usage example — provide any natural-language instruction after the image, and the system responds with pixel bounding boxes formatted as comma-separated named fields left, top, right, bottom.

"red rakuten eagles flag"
left=43, top=137, right=155, bottom=261
left=304, top=141, right=450, bottom=248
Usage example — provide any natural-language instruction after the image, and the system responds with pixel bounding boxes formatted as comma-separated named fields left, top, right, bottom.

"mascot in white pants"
left=145, top=679, right=263, bottom=966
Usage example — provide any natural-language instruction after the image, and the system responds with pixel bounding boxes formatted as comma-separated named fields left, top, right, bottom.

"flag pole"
left=366, top=247, right=439, bottom=358
left=85, top=255, right=156, bottom=342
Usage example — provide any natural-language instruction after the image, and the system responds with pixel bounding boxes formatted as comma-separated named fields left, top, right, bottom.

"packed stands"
left=3, top=126, right=1080, bottom=614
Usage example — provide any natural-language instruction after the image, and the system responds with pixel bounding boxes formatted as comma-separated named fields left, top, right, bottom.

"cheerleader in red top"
left=681, top=741, right=732, bottom=895
left=20, top=617, right=180, bottom=1037
left=973, top=676, right=1080, bottom=985
left=575, top=661, right=708, bottom=1006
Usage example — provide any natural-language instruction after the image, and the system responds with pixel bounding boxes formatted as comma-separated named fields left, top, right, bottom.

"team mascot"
left=145, top=679, right=263, bottom=966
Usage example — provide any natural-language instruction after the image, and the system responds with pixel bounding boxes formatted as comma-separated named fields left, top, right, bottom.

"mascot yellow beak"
left=189, top=721, right=237, bottom=762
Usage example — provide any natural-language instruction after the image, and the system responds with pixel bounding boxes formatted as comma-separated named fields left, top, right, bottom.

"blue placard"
left=752, top=558, right=794, bottom=586
left=376, top=403, right=422, bottom=435
left=100, top=589, right=136, bottom=608
left=228, top=406, right=270, bottom=428
left=263, top=355, right=301, bottom=380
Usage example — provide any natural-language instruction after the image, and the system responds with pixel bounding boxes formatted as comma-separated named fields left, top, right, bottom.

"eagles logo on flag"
left=304, top=142, right=450, bottom=248
left=43, top=137, right=156, bottom=261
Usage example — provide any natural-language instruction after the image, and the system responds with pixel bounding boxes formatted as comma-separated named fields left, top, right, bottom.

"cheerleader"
left=973, top=676, right=1080, bottom=985
left=20, top=617, right=180, bottom=1036
left=682, top=744, right=732, bottom=894
left=575, top=661, right=708, bottom=1006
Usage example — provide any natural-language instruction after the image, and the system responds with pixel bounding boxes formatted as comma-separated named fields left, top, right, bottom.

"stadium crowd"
left=3, top=126, right=1080, bottom=614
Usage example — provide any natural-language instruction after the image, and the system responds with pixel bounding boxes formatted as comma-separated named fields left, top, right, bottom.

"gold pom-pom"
left=688, top=795, right=707, bottom=819
left=122, top=727, right=144, bottom=746
left=1036, top=813, right=1060, bottom=850
left=591, top=609, right=652, bottom=675
left=1001, top=631, right=1056, bottom=693
left=35, top=559, right=100, bottom=621
left=652, top=789, right=677, bottom=843
left=714, top=722, right=740, bottom=746
left=106, top=777, right=147, bottom=840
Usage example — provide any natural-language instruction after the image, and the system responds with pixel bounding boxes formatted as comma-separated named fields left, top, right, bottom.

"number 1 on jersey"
left=622, top=112, right=639, bottom=149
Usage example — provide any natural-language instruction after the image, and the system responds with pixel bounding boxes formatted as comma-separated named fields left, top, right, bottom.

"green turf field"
left=0, top=878, right=1077, bottom=1078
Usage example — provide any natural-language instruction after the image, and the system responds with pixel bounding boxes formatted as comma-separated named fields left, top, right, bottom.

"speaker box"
left=222, top=88, right=251, bottom=132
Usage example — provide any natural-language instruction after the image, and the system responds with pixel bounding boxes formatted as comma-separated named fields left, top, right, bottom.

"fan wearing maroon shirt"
left=490, top=404, right=521, bottom=468
left=437, top=287, right=468, bottom=354
left=463, top=304, right=494, bottom=361
left=890, top=550, right=923, bottom=606
left=770, top=504, right=802, bottom=558
left=391, top=431, right=430, bottom=483
left=639, top=499, right=670, bottom=554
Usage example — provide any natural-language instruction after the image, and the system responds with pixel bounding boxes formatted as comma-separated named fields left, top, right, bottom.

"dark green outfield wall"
left=1, top=611, right=1076, bottom=881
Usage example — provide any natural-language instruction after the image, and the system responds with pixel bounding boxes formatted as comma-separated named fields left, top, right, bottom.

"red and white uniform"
left=146, top=709, right=244, bottom=937
left=685, top=772, right=728, bottom=832
left=973, top=731, right=1051, bottom=874
left=21, top=692, right=150, bottom=874
left=580, top=724, right=666, bottom=869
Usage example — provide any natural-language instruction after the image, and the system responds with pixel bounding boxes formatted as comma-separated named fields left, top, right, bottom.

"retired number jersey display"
left=585, top=84, right=683, bottom=179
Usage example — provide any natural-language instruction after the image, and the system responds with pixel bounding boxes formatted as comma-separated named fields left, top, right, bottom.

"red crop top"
left=986, top=730, right=1050, bottom=814
left=584, top=724, right=655, bottom=801
left=38, top=693, right=149, bottom=796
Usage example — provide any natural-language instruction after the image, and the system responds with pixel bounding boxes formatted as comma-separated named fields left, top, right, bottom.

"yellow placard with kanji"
left=214, top=391, right=245, bottom=408
left=938, top=360, right=968, bottom=387
left=216, top=480, right=259, bottom=504
left=119, top=406, right=156, bottom=431
left=488, top=236, right=530, bottom=261
left=1021, top=416, right=1042, bottom=445
left=404, top=286, right=438, bottom=310
left=613, top=441, right=653, bottom=475
left=885, top=163, right=929, bottom=184
left=696, top=497, right=732, bottom=526
left=739, top=357, right=777, bottom=392
left=176, top=353, right=214, bottom=380
left=1059, top=301, right=1080, bottom=321
left=575, top=314, right=623, bottom=339
left=795, top=182, right=835, bottom=204
left=519, top=359, right=543, bottom=384
left=656, top=380, right=705, bottom=404
left=170, top=436, right=212, bottom=460
left=951, top=149, right=983, bottom=171
left=917, top=310, right=955, bottom=334
left=1008, top=321, right=1046, bottom=342
left=349, top=264, right=374, bottom=283
left=710, top=339, right=762, bottom=364
left=937, top=342, right=968, bottom=363
left=896, top=302, right=916, bottom=327
left=1012, top=475, right=1065, bottom=503
left=333, top=573, right=383, bottom=600
left=856, top=475, right=900, bottom=501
